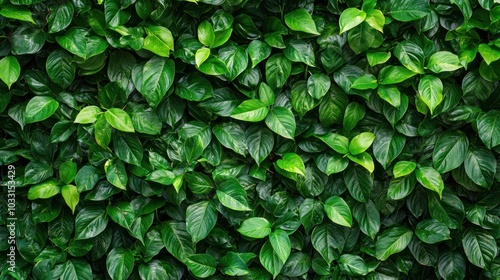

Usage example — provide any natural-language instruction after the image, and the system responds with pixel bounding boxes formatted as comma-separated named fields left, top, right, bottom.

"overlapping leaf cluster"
left=1, top=0, right=500, bottom=279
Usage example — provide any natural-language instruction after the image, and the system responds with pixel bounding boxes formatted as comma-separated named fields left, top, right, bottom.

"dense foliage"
left=2, top=0, right=500, bottom=278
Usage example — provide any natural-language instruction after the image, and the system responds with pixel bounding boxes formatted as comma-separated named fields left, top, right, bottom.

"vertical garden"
left=1, top=0, right=500, bottom=278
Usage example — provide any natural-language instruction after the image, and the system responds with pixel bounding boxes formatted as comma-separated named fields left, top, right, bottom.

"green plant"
left=1, top=0, right=500, bottom=279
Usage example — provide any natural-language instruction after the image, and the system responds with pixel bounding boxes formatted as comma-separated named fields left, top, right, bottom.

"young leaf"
left=349, top=132, right=376, bottom=155
left=323, top=196, right=352, bottom=227
left=25, top=96, right=59, bottom=123
left=105, top=108, right=135, bottom=133
left=284, top=9, right=320, bottom=35
left=0, top=56, right=21, bottom=89
left=277, top=153, right=306, bottom=177
left=339, top=8, right=366, bottom=34
left=415, top=167, right=444, bottom=199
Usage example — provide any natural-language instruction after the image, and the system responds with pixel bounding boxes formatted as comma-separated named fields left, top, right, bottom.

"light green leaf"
left=323, top=196, right=352, bottom=227
left=237, top=217, right=272, bottom=238
left=416, top=167, right=444, bottom=199
left=277, top=153, right=306, bottom=177
left=74, top=106, right=102, bottom=124
left=28, top=178, right=61, bottom=200
left=427, top=51, right=463, bottom=73
left=418, top=75, right=443, bottom=114
left=25, top=96, right=59, bottom=124
left=0, top=56, right=21, bottom=89
left=0, top=4, right=35, bottom=23
left=230, top=99, right=269, bottom=122
left=105, top=108, right=135, bottom=133
left=143, top=26, right=174, bottom=57
left=260, top=240, right=284, bottom=277
left=393, top=161, right=417, bottom=178
left=284, top=9, right=320, bottom=35
left=349, top=132, right=376, bottom=155
left=339, top=8, right=366, bottom=34
left=61, top=185, right=79, bottom=214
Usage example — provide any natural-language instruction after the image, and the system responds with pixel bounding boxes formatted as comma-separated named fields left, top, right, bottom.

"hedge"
left=1, top=0, right=500, bottom=279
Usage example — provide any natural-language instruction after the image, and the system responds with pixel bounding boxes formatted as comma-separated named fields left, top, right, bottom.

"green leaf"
left=365, top=9, right=385, bottom=32
left=427, top=51, right=463, bottom=73
left=375, top=226, right=413, bottom=261
left=213, top=122, right=247, bottom=156
left=284, top=39, right=316, bottom=67
left=106, top=247, right=134, bottom=280
left=367, top=51, right=391, bottom=67
left=269, top=229, right=291, bottom=263
left=307, top=73, right=331, bottom=99
left=248, top=40, right=271, bottom=68
left=61, top=185, right=79, bottom=214
left=46, top=49, right=75, bottom=89
left=75, top=206, right=109, bottom=240
left=373, top=128, right=406, bottom=169
left=61, top=259, right=92, bottom=280
left=266, top=54, right=292, bottom=90
left=438, top=251, right=466, bottom=280
left=393, top=161, right=417, bottom=178
left=186, top=200, right=217, bottom=243
left=219, top=45, right=248, bottom=81
left=143, top=26, right=174, bottom=57
left=219, top=252, right=256, bottom=276
left=344, top=165, right=373, bottom=202
left=28, top=178, right=61, bottom=200
left=415, top=219, right=450, bottom=244
left=378, top=65, right=417, bottom=85
left=74, top=106, right=102, bottom=124
left=277, top=153, right=306, bottom=177
left=347, top=152, right=375, bottom=173
left=378, top=85, right=401, bottom=107
left=246, top=125, right=274, bottom=165
left=416, top=167, right=444, bottom=198
left=106, top=201, right=135, bottom=231
left=350, top=74, right=378, bottom=90
left=0, top=56, right=21, bottom=89
left=238, top=217, right=271, bottom=239
left=105, top=108, right=134, bottom=133
left=230, top=99, right=269, bottom=122
left=464, top=147, right=496, bottom=189
left=299, top=198, right=324, bottom=233
left=260, top=240, right=284, bottom=277
left=477, top=111, right=500, bottom=149
left=349, top=132, right=375, bottom=155
left=394, top=41, right=425, bottom=74
left=291, top=80, right=319, bottom=119
left=462, top=228, right=498, bottom=268
left=59, top=161, right=77, bottom=185
left=418, top=75, right=443, bottom=114
left=198, top=20, right=215, bottom=47
left=433, top=131, right=469, bottom=173
left=265, top=107, right=296, bottom=139
left=186, top=254, right=217, bottom=278
left=389, top=0, right=430, bottom=22
left=338, top=254, right=369, bottom=276
left=284, top=9, right=320, bottom=35
left=161, top=221, right=194, bottom=262
left=353, top=200, right=380, bottom=239
left=216, top=178, right=252, bottom=211
left=387, top=174, right=416, bottom=200
left=47, top=3, right=74, bottom=33
left=478, top=44, right=500, bottom=65
left=132, top=57, right=175, bottom=108
left=56, top=27, right=108, bottom=59
left=343, top=102, right=365, bottom=132
left=198, top=56, right=229, bottom=75
left=311, top=223, right=345, bottom=263
left=104, top=159, right=128, bottom=190
left=316, top=133, right=350, bottom=154
left=0, top=4, right=35, bottom=23
left=323, top=196, right=352, bottom=227
left=339, top=8, right=366, bottom=34
left=176, top=73, right=213, bottom=101
left=25, top=96, right=59, bottom=123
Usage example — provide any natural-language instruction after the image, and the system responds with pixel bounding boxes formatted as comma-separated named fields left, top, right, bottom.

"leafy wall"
left=1, top=0, right=500, bottom=279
